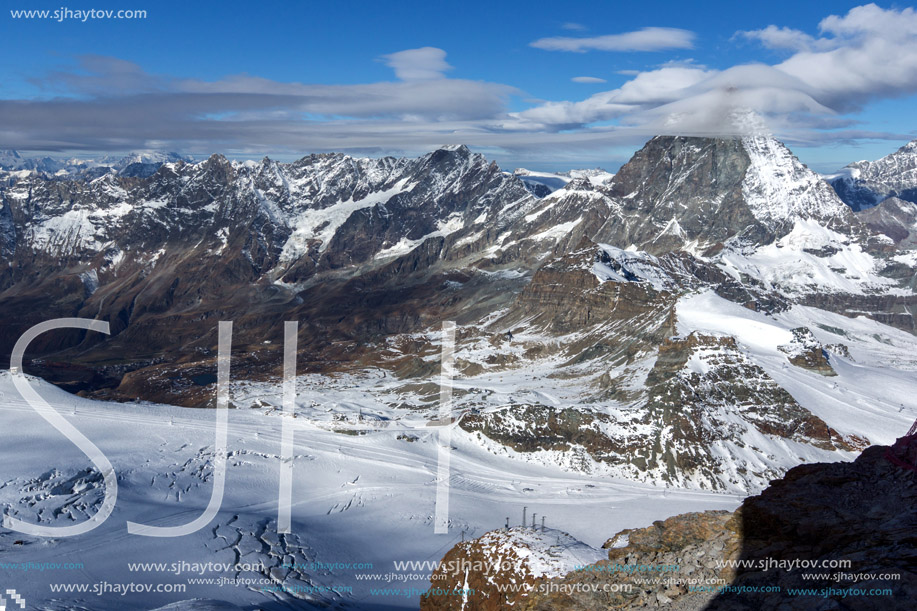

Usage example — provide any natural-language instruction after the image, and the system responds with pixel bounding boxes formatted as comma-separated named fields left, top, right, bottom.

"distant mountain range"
left=512, top=167, right=614, bottom=197
left=2, top=135, right=917, bottom=494
left=0, top=149, right=190, bottom=179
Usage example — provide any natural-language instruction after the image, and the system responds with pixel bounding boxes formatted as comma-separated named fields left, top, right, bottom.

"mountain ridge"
left=829, top=138, right=917, bottom=211
left=2, top=134, right=916, bottom=493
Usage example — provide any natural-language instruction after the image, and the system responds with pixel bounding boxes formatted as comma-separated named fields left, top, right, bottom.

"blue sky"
left=2, top=0, right=916, bottom=171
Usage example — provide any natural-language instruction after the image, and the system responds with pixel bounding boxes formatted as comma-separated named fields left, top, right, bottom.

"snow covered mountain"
left=511, top=167, right=613, bottom=197
left=0, top=149, right=190, bottom=178
left=856, top=196, right=917, bottom=248
left=564, top=135, right=858, bottom=254
left=1, top=136, right=915, bottom=494
left=3, top=135, right=917, bottom=610
left=829, top=139, right=917, bottom=211
left=0, top=149, right=25, bottom=168
left=0, top=149, right=75, bottom=175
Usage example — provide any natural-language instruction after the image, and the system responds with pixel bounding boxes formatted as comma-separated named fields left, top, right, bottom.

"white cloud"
left=379, top=47, right=452, bottom=81
left=35, top=55, right=514, bottom=123
left=520, top=4, right=917, bottom=138
left=612, top=66, right=713, bottom=104
left=530, top=27, right=696, bottom=53
left=571, top=76, right=607, bottom=84
left=515, top=66, right=713, bottom=127
left=736, top=26, right=830, bottom=53
left=6, top=5, right=917, bottom=160
left=819, top=2, right=917, bottom=38
left=562, top=22, right=586, bottom=31
left=776, top=4, right=917, bottom=110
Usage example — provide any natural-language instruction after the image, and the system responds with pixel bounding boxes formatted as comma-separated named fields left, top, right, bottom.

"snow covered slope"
left=0, top=372, right=739, bottom=610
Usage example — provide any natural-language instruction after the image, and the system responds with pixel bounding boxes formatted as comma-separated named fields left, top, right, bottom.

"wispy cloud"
left=571, top=76, right=607, bottom=84
left=30, top=51, right=514, bottom=121
left=735, top=25, right=835, bottom=53
left=530, top=27, right=695, bottom=53
left=516, top=66, right=714, bottom=127
left=561, top=22, right=587, bottom=31
left=1, top=50, right=520, bottom=154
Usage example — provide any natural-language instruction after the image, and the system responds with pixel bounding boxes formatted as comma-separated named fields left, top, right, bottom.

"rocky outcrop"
left=706, top=444, right=917, bottom=610
left=502, top=242, right=677, bottom=335
left=799, top=292, right=917, bottom=333
left=421, top=511, right=741, bottom=611
left=638, top=333, right=854, bottom=484
left=458, top=329, right=856, bottom=491
left=459, top=405, right=629, bottom=469
left=778, top=327, right=837, bottom=376
left=421, top=528, right=604, bottom=611
left=423, top=442, right=917, bottom=610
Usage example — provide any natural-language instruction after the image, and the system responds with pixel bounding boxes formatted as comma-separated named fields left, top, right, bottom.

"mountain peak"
left=590, top=134, right=854, bottom=254
left=562, top=176, right=595, bottom=192
left=421, top=144, right=486, bottom=173
left=897, top=139, right=917, bottom=154
left=830, top=138, right=917, bottom=211
left=438, top=144, right=471, bottom=154
left=196, top=154, right=235, bottom=181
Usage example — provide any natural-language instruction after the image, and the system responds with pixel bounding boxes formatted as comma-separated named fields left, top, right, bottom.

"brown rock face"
left=501, top=243, right=677, bottom=336
left=525, top=511, right=742, bottom=611
left=421, top=511, right=742, bottom=611
left=799, top=292, right=917, bottom=333
left=706, top=445, right=917, bottom=610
